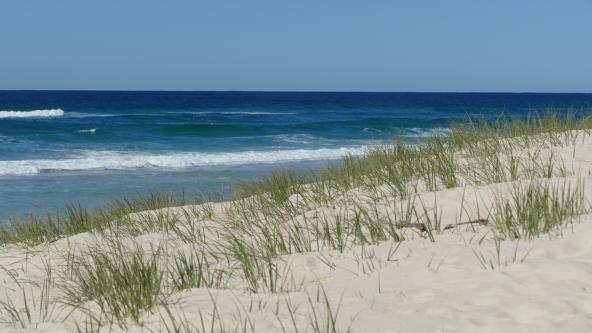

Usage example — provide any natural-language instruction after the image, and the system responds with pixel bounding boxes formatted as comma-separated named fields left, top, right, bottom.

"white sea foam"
left=66, top=111, right=293, bottom=118
left=0, top=109, right=64, bottom=119
left=406, top=127, right=451, bottom=138
left=363, top=127, right=384, bottom=133
left=0, top=147, right=369, bottom=176
left=77, top=128, right=98, bottom=134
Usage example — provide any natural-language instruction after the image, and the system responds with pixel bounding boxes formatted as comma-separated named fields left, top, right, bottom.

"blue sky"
left=1, top=1, right=591, bottom=92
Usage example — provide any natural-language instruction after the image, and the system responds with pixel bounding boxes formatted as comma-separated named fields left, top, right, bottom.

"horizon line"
left=1, top=89, right=592, bottom=94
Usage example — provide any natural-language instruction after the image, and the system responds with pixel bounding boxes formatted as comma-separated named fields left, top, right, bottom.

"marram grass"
left=1, top=110, right=592, bottom=330
left=492, top=180, right=587, bottom=239
left=0, top=192, right=185, bottom=246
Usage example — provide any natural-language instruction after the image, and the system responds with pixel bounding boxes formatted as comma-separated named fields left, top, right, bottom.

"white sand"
left=1, top=133, right=592, bottom=332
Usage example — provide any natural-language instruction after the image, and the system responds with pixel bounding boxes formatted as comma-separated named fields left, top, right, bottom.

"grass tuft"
left=63, top=241, right=165, bottom=326
left=492, top=180, right=588, bottom=239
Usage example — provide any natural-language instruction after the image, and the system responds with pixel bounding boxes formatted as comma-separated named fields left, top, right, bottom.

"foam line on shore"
left=0, top=146, right=369, bottom=176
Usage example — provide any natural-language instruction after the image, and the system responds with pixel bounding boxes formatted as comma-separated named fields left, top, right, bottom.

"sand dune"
left=1, top=128, right=592, bottom=332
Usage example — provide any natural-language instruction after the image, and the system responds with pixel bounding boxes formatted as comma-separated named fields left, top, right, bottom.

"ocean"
left=1, top=91, right=591, bottom=223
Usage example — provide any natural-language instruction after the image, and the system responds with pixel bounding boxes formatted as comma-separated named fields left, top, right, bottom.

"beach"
left=3, top=0, right=592, bottom=331
left=2, top=91, right=591, bottom=222
left=4, top=0, right=592, bottom=330
left=1, top=115, right=592, bottom=332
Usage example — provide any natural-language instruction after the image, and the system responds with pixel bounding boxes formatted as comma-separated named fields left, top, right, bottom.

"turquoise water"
left=1, top=91, right=591, bottom=222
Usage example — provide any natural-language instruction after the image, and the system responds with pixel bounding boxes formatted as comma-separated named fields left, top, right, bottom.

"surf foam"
left=0, top=109, right=64, bottom=119
left=0, top=146, right=369, bottom=176
left=77, top=128, right=98, bottom=134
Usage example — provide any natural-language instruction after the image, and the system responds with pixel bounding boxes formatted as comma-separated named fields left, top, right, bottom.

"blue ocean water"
left=1, top=91, right=591, bottom=222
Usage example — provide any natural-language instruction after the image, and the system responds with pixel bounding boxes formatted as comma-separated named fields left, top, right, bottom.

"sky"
left=0, top=1, right=591, bottom=92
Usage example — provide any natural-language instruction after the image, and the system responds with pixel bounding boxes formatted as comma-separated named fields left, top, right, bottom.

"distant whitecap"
left=77, top=128, right=98, bottom=134
left=0, top=109, right=64, bottom=119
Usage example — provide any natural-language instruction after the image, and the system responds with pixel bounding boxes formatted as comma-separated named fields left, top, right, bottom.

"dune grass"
left=236, top=110, right=591, bottom=203
left=0, top=192, right=186, bottom=246
left=492, top=179, right=587, bottom=239
left=62, top=241, right=166, bottom=326
left=1, top=110, right=592, bottom=330
left=2, top=111, right=590, bottom=248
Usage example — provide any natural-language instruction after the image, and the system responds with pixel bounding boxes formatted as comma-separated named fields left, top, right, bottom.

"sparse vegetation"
left=0, top=192, right=186, bottom=246
left=62, top=241, right=166, bottom=326
left=492, top=180, right=587, bottom=239
left=1, top=110, right=592, bottom=331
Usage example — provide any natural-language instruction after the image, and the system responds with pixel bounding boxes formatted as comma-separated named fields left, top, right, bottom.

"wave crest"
left=0, top=147, right=368, bottom=176
left=77, top=128, right=98, bottom=134
left=0, top=109, right=64, bottom=119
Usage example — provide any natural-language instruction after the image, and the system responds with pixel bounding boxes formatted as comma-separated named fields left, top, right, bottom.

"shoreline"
left=1, top=114, right=592, bottom=332
left=0, top=158, right=346, bottom=224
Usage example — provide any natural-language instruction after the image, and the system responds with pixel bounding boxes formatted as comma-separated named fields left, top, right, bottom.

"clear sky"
left=1, top=1, right=591, bottom=92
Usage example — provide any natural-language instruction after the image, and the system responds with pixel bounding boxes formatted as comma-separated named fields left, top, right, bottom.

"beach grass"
left=492, top=179, right=587, bottom=239
left=0, top=192, right=185, bottom=246
left=1, top=110, right=592, bottom=330
left=62, top=241, right=166, bottom=326
left=3, top=111, right=589, bottom=248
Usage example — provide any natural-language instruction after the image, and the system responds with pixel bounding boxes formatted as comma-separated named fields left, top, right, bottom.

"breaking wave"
left=0, top=146, right=369, bottom=176
left=0, top=109, right=64, bottom=119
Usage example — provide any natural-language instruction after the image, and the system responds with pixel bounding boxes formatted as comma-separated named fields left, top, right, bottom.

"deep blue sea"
left=1, top=91, right=592, bottom=223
